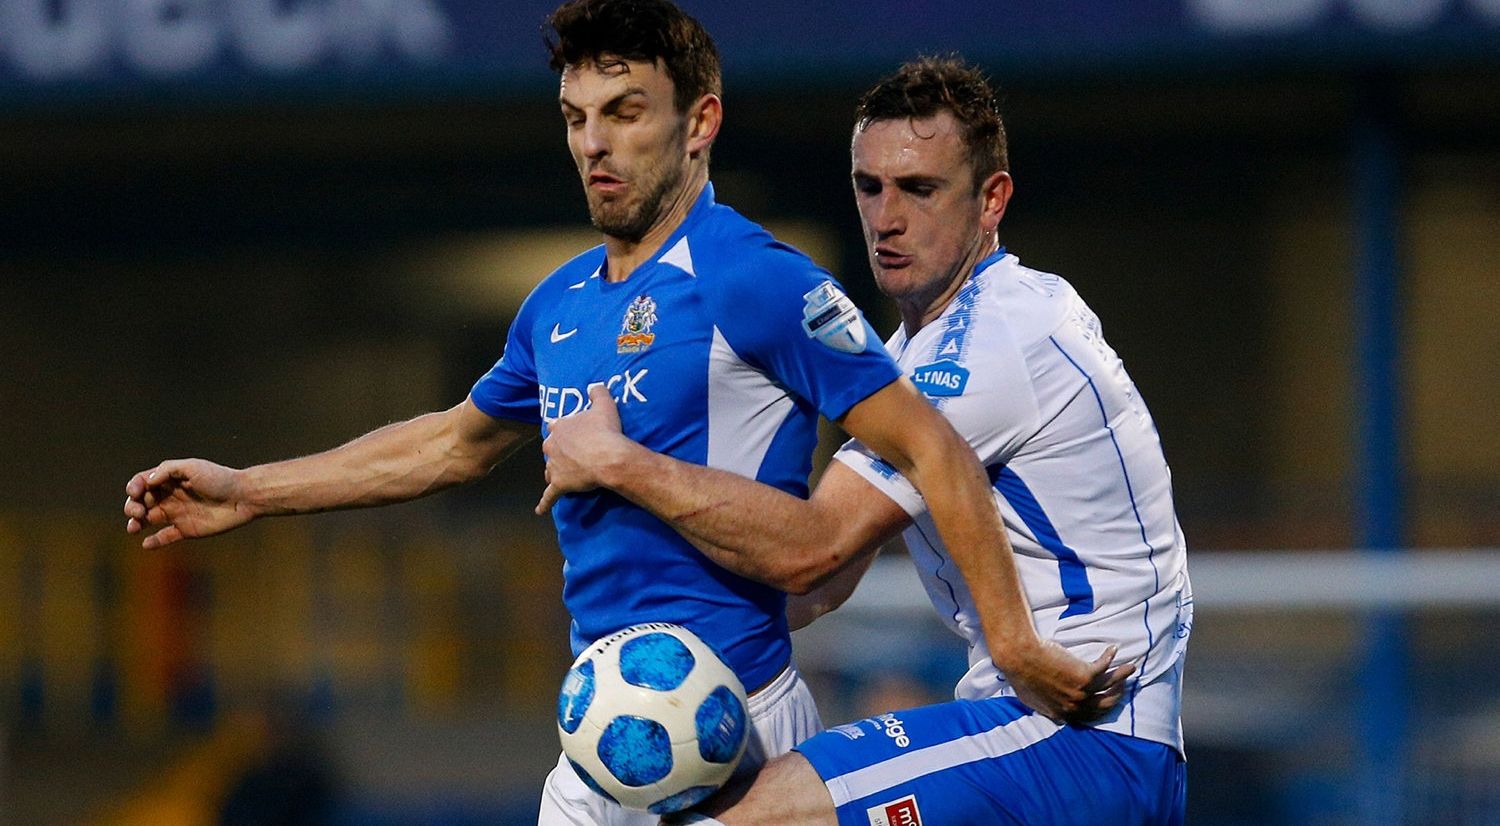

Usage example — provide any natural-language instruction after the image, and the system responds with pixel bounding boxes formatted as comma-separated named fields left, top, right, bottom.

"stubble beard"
left=868, top=248, right=960, bottom=314
left=588, top=156, right=685, bottom=243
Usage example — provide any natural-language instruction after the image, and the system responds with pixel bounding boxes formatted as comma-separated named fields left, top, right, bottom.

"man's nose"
left=870, top=191, right=905, bottom=236
left=580, top=119, right=610, bottom=159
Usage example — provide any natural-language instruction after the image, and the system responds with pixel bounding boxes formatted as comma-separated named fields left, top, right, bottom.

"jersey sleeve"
left=707, top=242, right=901, bottom=421
left=832, top=439, right=926, bottom=517
left=469, top=285, right=545, bottom=424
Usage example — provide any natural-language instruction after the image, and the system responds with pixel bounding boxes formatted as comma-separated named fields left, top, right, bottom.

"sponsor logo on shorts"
left=865, top=794, right=922, bottom=826
left=877, top=712, right=911, bottom=748
left=829, top=723, right=866, bottom=741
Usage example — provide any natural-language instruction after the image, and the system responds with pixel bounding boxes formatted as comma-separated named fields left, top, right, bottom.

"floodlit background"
left=2, top=1, right=1498, bottom=823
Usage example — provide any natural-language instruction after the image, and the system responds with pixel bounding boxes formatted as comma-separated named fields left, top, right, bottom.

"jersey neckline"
left=594, top=182, right=717, bottom=291
left=892, top=246, right=1010, bottom=359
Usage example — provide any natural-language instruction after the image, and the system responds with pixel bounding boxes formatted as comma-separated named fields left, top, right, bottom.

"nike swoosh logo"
left=550, top=324, right=579, bottom=343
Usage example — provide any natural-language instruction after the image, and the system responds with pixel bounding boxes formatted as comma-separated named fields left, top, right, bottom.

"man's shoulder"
left=503, top=246, right=606, bottom=337
left=980, top=254, right=1074, bottom=301
left=539, top=244, right=607, bottom=288
left=688, top=202, right=820, bottom=281
left=972, top=254, right=1078, bottom=346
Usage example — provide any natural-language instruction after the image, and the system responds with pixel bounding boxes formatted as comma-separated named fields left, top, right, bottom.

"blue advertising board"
left=1, top=0, right=1498, bottom=106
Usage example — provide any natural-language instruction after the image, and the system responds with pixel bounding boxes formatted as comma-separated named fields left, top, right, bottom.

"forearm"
left=596, top=446, right=847, bottom=593
left=905, top=432, right=1041, bottom=670
left=842, top=380, right=1042, bottom=670
left=786, top=540, right=881, bottom=629
left=539, top=387, right=907, bottom=593
left=243, top=403, right=527, bottom=517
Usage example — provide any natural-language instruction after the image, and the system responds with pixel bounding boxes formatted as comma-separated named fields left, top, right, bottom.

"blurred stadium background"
left=2, top=0, right=1498, bottom=823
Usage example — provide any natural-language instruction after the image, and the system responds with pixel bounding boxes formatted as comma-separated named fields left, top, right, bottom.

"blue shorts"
left=795, top=697, right=1185, bottom=826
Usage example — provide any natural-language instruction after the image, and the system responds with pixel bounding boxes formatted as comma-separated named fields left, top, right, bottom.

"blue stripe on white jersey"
left=989, top=464, right=1095, bottom=619
left=470, top=184, right=902, bottom=691
left=833, top=252, right=1191, bottom=754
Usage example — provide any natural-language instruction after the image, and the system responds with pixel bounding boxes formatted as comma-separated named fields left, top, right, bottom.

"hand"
left=1005, top=641, right=1136, bottom=725
left=535, top=386, right=640, bottom=514
left=123, top=459, right=255, bottom=548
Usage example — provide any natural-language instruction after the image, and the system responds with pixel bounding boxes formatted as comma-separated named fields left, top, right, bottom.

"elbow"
left=439, top=446, right=490, bottom=486
left=459, top=449, right=500, bottom=482
left=779, top=571, right=820, bottom=596
left=779, top=573, right=821, bottom=597
left=777, top=548, right=849, bottom=596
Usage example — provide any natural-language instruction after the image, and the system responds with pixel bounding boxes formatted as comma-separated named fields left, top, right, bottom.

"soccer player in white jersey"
left=122, top=7, right=1129, bottom=822
left=540, top=56, right=1189, bottom=824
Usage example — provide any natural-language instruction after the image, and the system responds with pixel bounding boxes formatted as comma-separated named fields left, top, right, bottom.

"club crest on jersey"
left=617, top=295, right=658, bottom=353
left=801, top=282, right=867, bottom=354
left=866, top=794, right=922, bottom=826
left=910, top=359, right=969, bottom=397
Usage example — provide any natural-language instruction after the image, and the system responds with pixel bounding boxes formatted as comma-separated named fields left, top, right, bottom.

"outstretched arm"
left=125, top=397, right=535, bottom=549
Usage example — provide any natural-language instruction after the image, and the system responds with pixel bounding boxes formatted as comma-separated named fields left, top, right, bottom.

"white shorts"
left=538, top=663, right=822, bottom=825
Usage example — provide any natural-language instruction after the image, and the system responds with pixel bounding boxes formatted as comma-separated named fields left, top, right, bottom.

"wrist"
left=987, top=626, right=1044, bottom=674
left=594, top=436, right=652, bottom=492
left=235, top=465, right=273, bottom=518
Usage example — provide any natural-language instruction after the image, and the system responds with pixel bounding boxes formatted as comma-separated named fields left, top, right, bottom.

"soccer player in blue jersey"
left=540, top=57, right=1189, bottom=825
left=123, top=5, right=1127, bottom=822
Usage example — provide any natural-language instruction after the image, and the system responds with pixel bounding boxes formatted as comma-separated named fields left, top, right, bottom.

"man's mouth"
left=874, top=246, right=912, bottom=268
left=588, top=171, right=626, bottom=193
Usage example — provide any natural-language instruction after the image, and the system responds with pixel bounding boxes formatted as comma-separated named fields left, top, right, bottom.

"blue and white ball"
left=557, top=622, right=749, bottom=813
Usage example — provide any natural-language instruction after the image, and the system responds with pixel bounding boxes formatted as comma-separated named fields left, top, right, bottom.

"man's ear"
left=979, top=170, right=1014, bottom=232
left=686, top=94, right=723, bottom=158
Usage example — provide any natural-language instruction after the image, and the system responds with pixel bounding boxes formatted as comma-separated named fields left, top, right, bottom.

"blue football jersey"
left=471, top=184, right=901, bottom=690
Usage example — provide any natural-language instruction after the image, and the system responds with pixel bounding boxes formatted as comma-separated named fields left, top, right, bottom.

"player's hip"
left=739, top=663, right=823, bottom=778
left=797, top=696, right=1184, bottom=826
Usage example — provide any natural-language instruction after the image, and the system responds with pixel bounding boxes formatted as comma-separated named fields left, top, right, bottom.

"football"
left=557, top=622, right=750, bottom=813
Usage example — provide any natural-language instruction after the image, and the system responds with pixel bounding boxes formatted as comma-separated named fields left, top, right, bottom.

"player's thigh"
left=678, top=751, right=836, bottom=826
left=796, top=697, right=1184, bottom=826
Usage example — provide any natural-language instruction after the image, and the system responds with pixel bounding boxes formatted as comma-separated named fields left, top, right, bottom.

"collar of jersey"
left=595, top=182, right=717, bottom=290
left=975, top=245, right=1008, bottom=277
left=891, top=246, right=1009, bottom=359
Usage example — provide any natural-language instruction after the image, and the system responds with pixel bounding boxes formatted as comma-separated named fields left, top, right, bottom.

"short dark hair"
left=545, top=0, right=722, bottom=114
left=856, top=56, right=1008, bottom=190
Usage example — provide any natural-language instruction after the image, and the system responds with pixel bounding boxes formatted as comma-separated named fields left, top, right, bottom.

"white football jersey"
left=835, top=251, right=1192, bottom=754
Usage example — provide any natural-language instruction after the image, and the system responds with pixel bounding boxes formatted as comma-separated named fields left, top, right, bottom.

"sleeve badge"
left=801, top=282, right=868, bottom=354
